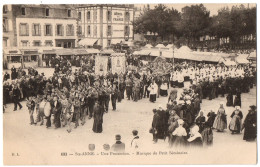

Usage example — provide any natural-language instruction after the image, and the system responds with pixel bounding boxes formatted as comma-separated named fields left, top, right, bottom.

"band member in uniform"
left=111, top=82, right=118, bottom=111
left=26, top=96, right=36, bottom=125
left=51, top=95, right=62, bottom=129
left=73, top=95, right=81, bottom=128
left=125, top=77, right=133, bottom=100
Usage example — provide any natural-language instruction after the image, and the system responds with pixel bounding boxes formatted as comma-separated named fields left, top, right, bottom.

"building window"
left=45, top=40, right=53, bottom=46
left=32, top=24, right=41, bottom=36
left=21, top=7, right=26, bottom=15
left=46, top=8, right=50, bottom=16
left=87, top=25, right=91, bottom=36
left=125, top=12, right=130, bottom=22
left=68, top=9, right=71, bottom=17
left=3, top=38, right=8, bottom=47
left=107, top=25, right=112, bottom=36
left=44, top=24, right=52, bottom=36
left=33, top=41, right=41, bottom=46
left=78, top=12, right=81, bottom=20
left=19, top=23, right=29, bottom=36
left=78, top=25, right=82, bottom=35
left=66, top=24, right=74, bottom=36
left=107, top=39, right=111, bottom=47
left=107, top=11, right=111, bottom=21
left=124, top=26, right=130, bottom=36
left=87, top=11, right=91, bottom=21
left=94, top=25, right=97, bottom=36
left=21, top=40, right=28, bottom=47
left=93, top=9, right=97, bottom=21
left=3, top=5, right=8, bottom=13
left=56, top=24, right=63, bottom=36
left=3, top=18, right=8, bottom=32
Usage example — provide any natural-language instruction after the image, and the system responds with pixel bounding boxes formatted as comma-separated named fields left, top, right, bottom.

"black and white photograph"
left=1, top=1, right=257, bottom=165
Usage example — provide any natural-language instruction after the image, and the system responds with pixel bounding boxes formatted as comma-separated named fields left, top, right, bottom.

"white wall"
left=16, top=18, right=77, bottom=47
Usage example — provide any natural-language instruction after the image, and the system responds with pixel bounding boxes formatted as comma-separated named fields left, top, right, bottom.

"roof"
left=236, top=54, right=250, bottom=64
left=150, top=50, right=161, bottom=57
left=133, top=50, right=151, bottom=55
left=78, top=38, right=99, bottom=46
left=55, top=48, right=89, bottom=55
left=85, top=49, right=100, bottom=54
left=177, top=46, right=192, bottom=53
left=174, top=51, right=223, bottom=62
left=20, top=4, right=74, bottom=9
left=248, top=50, right=256, bottom=60
left=155, top=44, right=166, bottom=48
left=144, top=44, right=153, bottom=48
left=223, top=59, right=237, bottom=66
left=162, top=51, right=173, bottom=58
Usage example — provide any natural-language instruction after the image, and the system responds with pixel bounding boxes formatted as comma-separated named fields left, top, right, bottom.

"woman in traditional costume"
left=229, top=106, right=243, bottom=134
left=213, top=103, right=227, bottom=132
left=172, top=119, right=187, bottom=148
left=188, top=125, right=203, bottom=148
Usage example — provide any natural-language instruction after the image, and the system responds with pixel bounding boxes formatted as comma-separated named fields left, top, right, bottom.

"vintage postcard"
left=2, top=3, right=257, bottom=165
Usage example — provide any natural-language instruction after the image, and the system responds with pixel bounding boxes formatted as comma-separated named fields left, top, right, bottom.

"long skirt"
left=172, top=136, right=187, bottom=148
left=160, top=89, right=168, bottom=97
left=213, top=115, right=227, bottom=131
left=149, top=94, right=156, bottom=102
left=93, top=118, right=103, bottom=133
left=233, top=96, right=241, bottom=107
left=229, top=116, right=242, bottom=133
left=226, top=94, right=233, bottom=106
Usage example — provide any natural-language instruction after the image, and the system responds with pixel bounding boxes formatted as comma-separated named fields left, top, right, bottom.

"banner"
left=95, top=55, right=108, bottom=75
left=111, top=53, right=126, bottom=74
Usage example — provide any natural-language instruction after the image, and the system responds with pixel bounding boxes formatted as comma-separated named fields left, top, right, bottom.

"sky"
left=135, top=3, right=256, bottom=16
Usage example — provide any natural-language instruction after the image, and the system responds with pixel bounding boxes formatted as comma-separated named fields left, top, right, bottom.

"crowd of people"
left=3, top=54, right=257, bottom=148
left=150, top=62, right=257, bottom=148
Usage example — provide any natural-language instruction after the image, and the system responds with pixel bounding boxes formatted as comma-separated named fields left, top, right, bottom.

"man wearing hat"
left=12, top=84, right=23, bottom=111
left=111, top=134, right=125, bottom=152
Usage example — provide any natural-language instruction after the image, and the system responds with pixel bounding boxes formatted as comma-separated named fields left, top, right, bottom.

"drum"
left=44, top=102, right=52, bottom=117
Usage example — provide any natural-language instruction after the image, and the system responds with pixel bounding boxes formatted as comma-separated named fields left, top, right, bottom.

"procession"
left=2, top=3, right=257, bottom=165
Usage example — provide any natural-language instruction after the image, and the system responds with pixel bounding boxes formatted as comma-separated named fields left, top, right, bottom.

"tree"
left=180, top=4, right=211, bottom=44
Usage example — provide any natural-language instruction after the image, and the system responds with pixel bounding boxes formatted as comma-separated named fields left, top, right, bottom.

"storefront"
left=3, top=49, right=23, bottom=69
left=20, top=49, right=39, bottom=68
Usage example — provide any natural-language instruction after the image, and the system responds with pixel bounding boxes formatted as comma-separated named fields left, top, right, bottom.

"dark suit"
left=13, top=87, right=22, bottom=110
left=51, top=100, right=62, bottom=128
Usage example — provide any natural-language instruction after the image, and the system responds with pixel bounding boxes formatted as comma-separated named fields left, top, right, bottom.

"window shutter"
left=19, top=24, right=22, bottom=36
left=32, top=24, right=35, bottom=36
left=26, top=23, right=29, bottom=36
left=111, top=25, right=113, bottom=36
left=61, top=25, right=64, bottom=36
left=50, top=25, right=53, bottom=36
left=72, top=25, right=74, bottom=36
left=55, top=24, right=57, bottom=36
left=66, top=25, right=69, bottom=36
left=44, top=24, right=46, bottom=36
left=39, top=24, right=41, bottom=36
